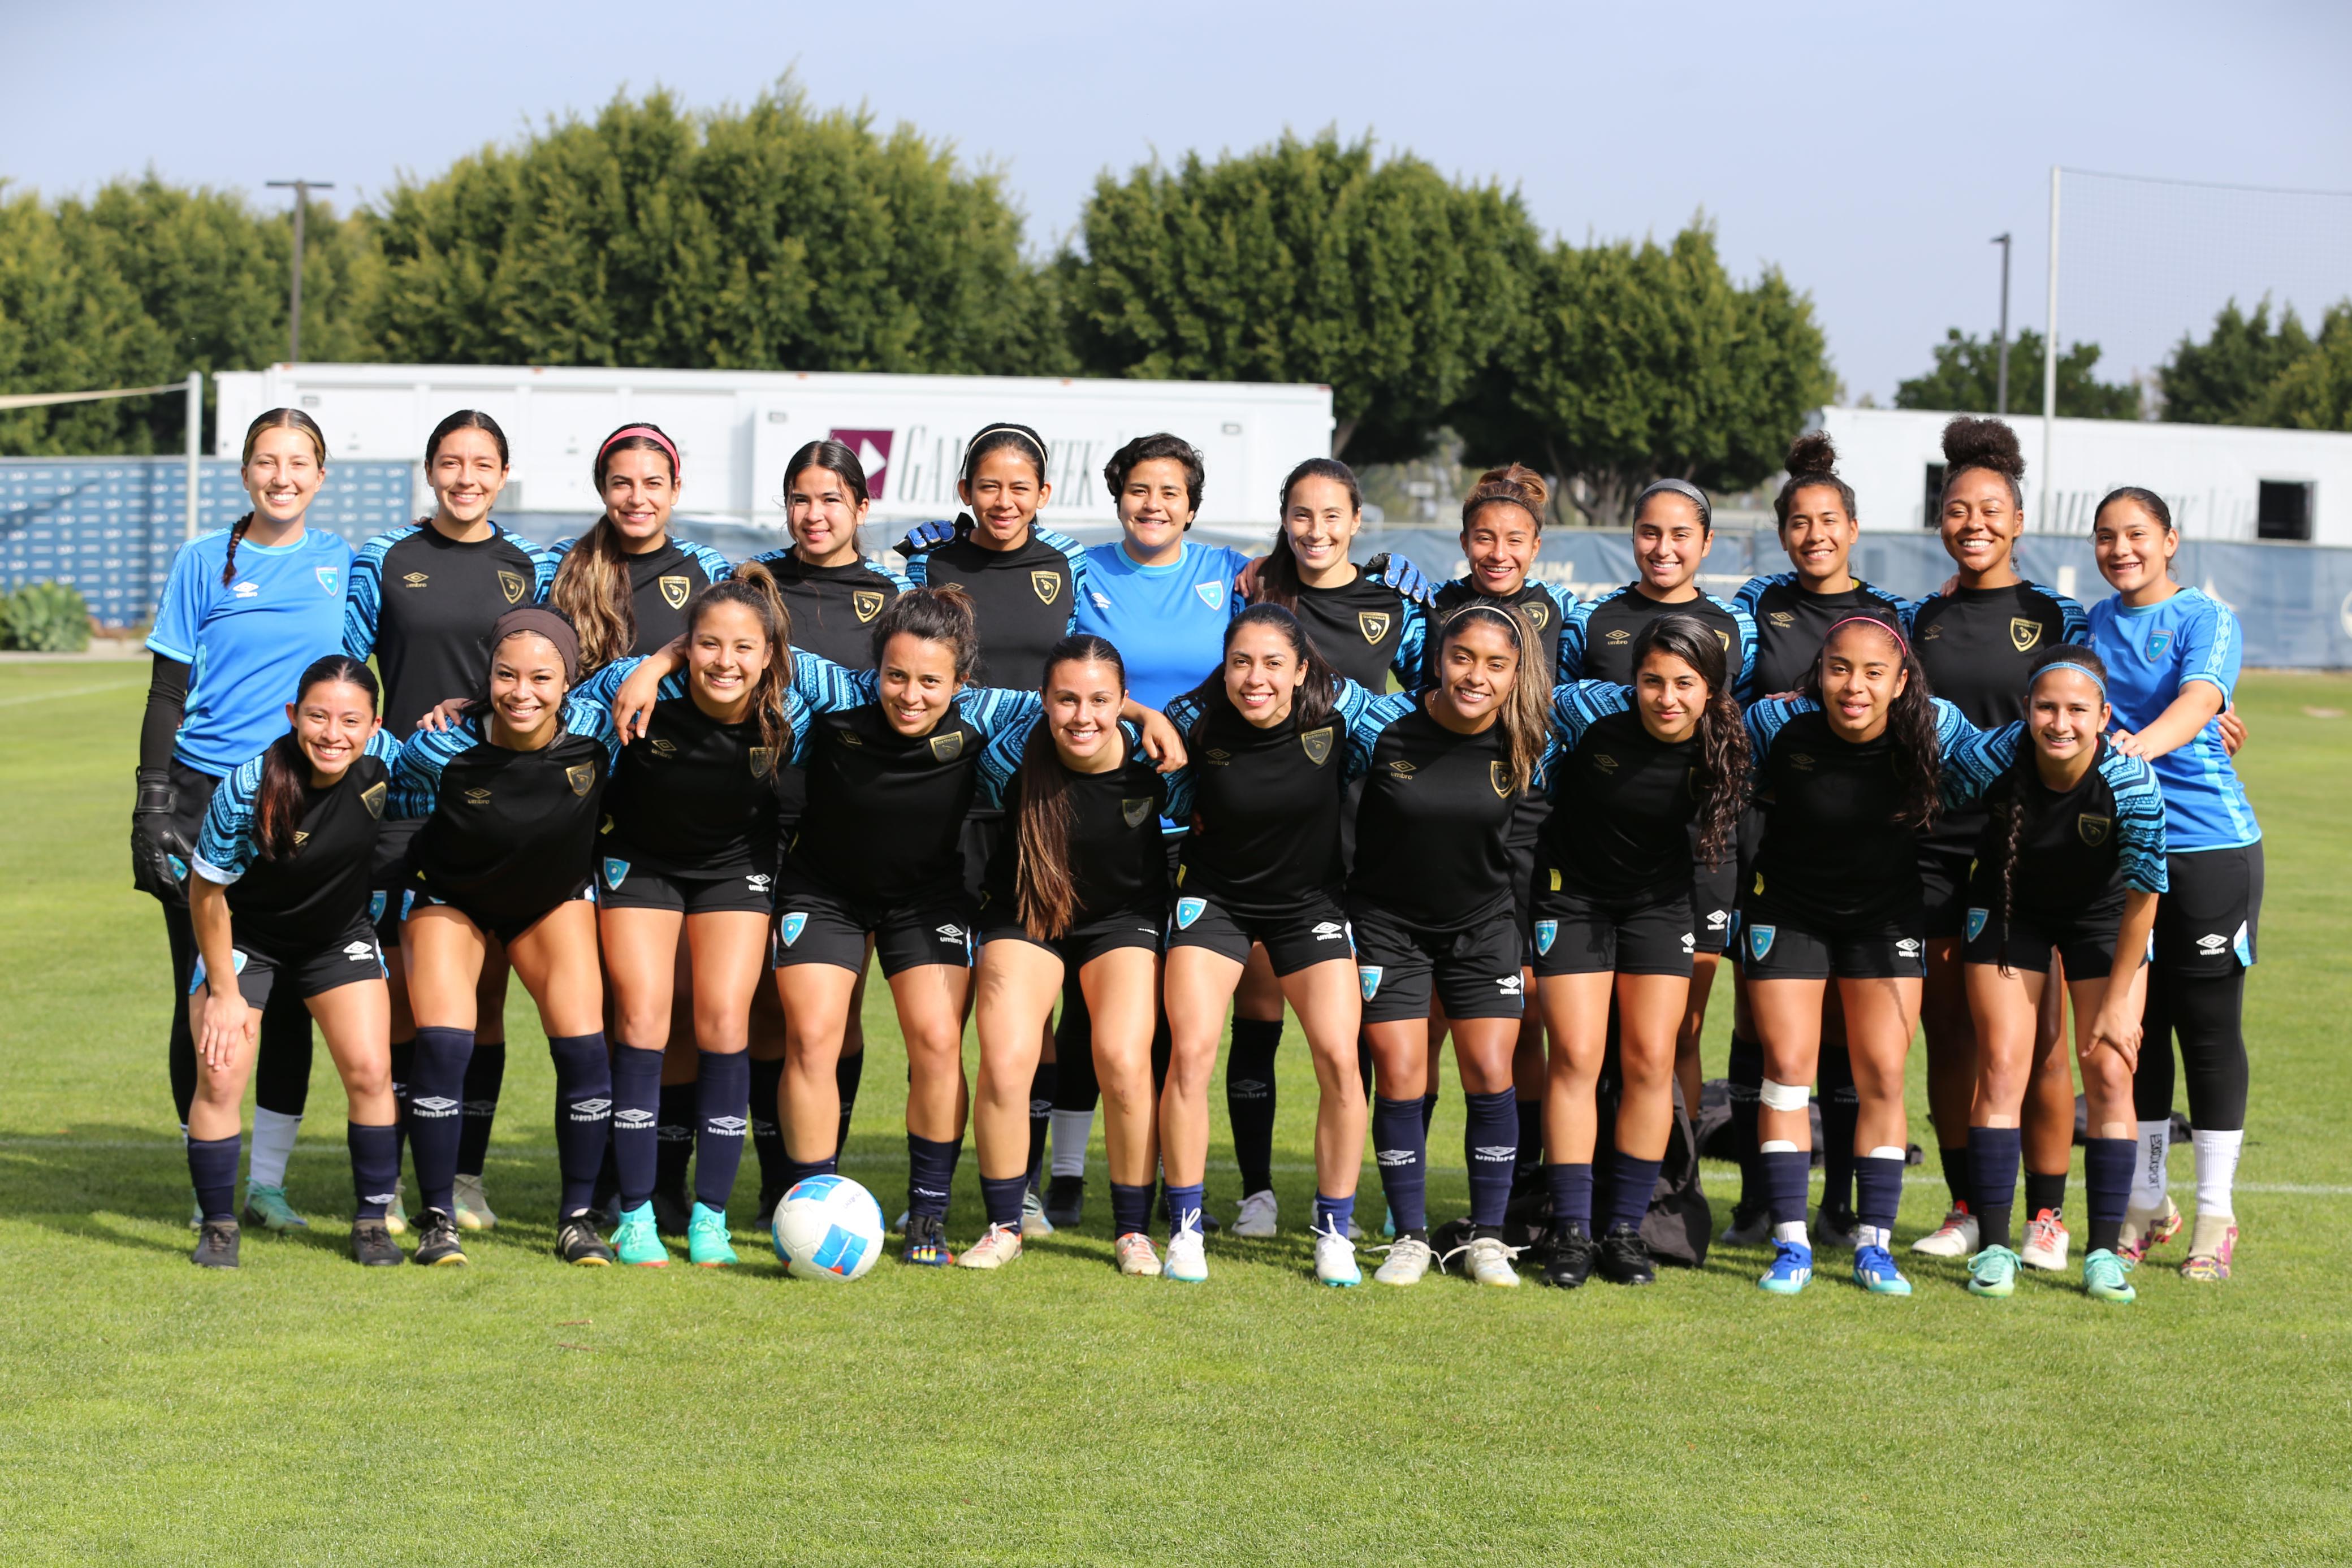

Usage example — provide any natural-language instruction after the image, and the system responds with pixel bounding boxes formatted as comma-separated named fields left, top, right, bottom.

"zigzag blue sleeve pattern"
left=2031, top=581, right=2091, bottom=645
left=872, top=558, right=918, bottom=595
left=1535, top=582, right=1577, bottom=681
left=1710, top=592, right=1759, bottom=694
left=570, top=656, right=643, bottom=711
left=2103, top=750, right=2172, bottom=894
left=973, top=716, right=1034, bottom=811
left=1341, top=691, right=1416, bottom=779
left=1930, top=696, right=1978, bottom=758
left=1861, top=579, right=1916, bottom=629
left=1549, top=679, right=1633, bottom=752
left=1938, top=720, right=2024, bottom=811
left=516, top=531, right=560, bottom=602
left=2174, top=591, right=2241, bottom=700
left=365, top=729, right=404, bottom=766
left=956, top=686, right=1045, bottom=742
left=1389, top=598, right=1430, bottom=687
left=391, top=721, right=474, bottom=819
left=562, top=691, right=622, bottom=766
left=789, top=648, right=879, bottom=714
left=1731, top=572, right=1784, bottom=618
left=343, top=527, right=409, bottom=661
left=676, top=539, right=733, bottom=584
left=191, top=755, right=267, bottom=883
left=1159, top=693, right=1206, bottom=822
left=1555, top=591, right=1601, bottom=680
left=1037, top=527, right=1089, bottom=635
left=1742, top=695, right=1814, bottom=759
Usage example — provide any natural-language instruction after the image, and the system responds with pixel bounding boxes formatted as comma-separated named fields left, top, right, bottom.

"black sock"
left=1727, top=1032, right=1763, bottom=1210
left=1853, top=1153, right=1904, bottom=1242
left=388, top=1034, right=415, bottom=1182
left=1463, top=1089, right=1516, bottom=1227
left=610, top=1044, right=664, bottom=1210
left=1110, top=1181, right=1152, bottom=1240
left=348, top=1122, right=400, bottom=1220
left=980, top=1172, right=1027, bottom=1231
left=188, top=1134, right=240, bottom=1222
left=656, top=1080, right=696, bottom=1199
left=547, top=1032, right=613, bottom=1218
left=1819, top=1046, right=1857, bottom=1215
left=1969, top=1125, right=2023, bottom=1252
left=749, top=1056, right=787, bottom=1194
left=1938, top=1142, right=1970, bottom=1209
left=2024, top=1168, right=2067, bottom=1222
left=1226, top=1017, right=1282, bottom=1197
left=1513, top=1090, right=1545, bottom=1194
left=906, top=1133, right=960, bottom=1222
left=1762, top=1147, right=1810, bottom=1232
left=1372, top=1096, right=1428, bottom=1233
left=1545, top=1162, right=1594, bottom=1237
left=408, top=1025, right=473, bottom=1216
left=693, top=1051, right=749, bottom=1212
left=2084, top=1137, right=2133, bottom=1255
left=1356, top=1036, right=1374, bottom=1100
left=1607, top=1150, right=1663, bottom=1233
left=456, top=1040, right=504, bottom=1177
left=836, top=1049, right=864, bottom=1158
left=1025, top=1060, right=1056, bottom=1191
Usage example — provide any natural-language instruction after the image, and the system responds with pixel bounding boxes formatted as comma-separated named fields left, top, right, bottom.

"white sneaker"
left=1313, top=1220, right=1361, bottom=1287
left=452, top=1173, right=498, bottom=1232
left=1232, top=1189, right=1278, bottom=1238
left=1372, top=1234, right=1434, bottom=1286
left=1164, top=1219, right=1209, bottom=1283
left=958, top=1222, right=1023, bottom=1270
left=2020, top=1209, right=2070, bottom=1271
left=1115, top=1232, right=1162, bottom=1277
left=1910, top=1206, right=1979, bottom=1257
left=1451, top=1233, right=1523, bottom=1288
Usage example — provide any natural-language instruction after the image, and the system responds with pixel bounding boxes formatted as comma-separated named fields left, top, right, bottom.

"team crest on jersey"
left=360, top=782, right=386, bottom=818
left=498, top=570, right=526, bottom=605
left=1175, top=896, right=1207, bottom=929
left=659, top=575, right=691, bottom=609
left=566, top=764, right=595, bottom=795
left=1747, top=924, right=1776, bottom=961
left=316, top=567, right=340, bottom=595
left=1966, top=907, right=1988, bottom=941
left=1031, top=570, right=1062, bottom=605
left=603, top=858, right=630, bottom=890
left=1715, top=629, right=1731, bottom=651
left=1357, top=610, right=1391, bottom=644
left=2146, top=627, right=2173, bottom=659
left=779, top=911, right=808, bottom=946
left=1524, top=601, right=1550, bottom=630
left=293, top=830, right=310, bottom=847
left=1358, top=966, right=1383, bottom=1002
left=853, top=589, right=885, bottom=622
left=1300, top=726, right=1334, bottom=765
left=2010, top=617, right=2043, bottom=653
left=2078, top=813, right=2112, bottom=846
left=748, top=746, right=776, bottom=777
left=1195, top=581, right=1225, bottom=611
left=1122, top=798, right=1154, bottom=828
left=1490, top=760, right=1511, bottom=798
left=929, top=731, right=965, bottom=762
left=401, top=571, right=430, bottom=589
left=1534, top=920, right=1558, bottom=956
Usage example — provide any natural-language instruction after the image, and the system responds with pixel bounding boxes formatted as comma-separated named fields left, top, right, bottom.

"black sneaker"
left=1596, top=1222, right=1657, bottom=1285
left=651, top=1180, right=693, bottom=1238
left=414, top=1208, right=469, bottom=1267
left=1541, top=1226, right=1597, bottom=1289
left=900, top=1213, right=954, bottom=1267
left=1044, top=1174, right=1086, bottom=1229
left=350, top=1218, right=405, bottom=1268
left=556, top=1213, right=615, bottom=1267
left=1814, top=1200, right=1861, bottom=1251
left=191, top=1218, right=240, bottom=1269
left=755, top=1184, right=786, bottom=1231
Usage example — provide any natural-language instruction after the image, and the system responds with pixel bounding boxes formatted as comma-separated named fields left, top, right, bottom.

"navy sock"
left=748, top=1056, right=786, bottom=1194
left=1762, top=1147, right=1810, bottom=1231
left=388, top=1034, right=414, bottom=1179
left=1371, top=1095, right=1428, bottom=1234
left=408, top=1025, right=473, bottom=1216
left=1854, top=1154, right=1904, bottom=1242
left=610, top=1044, right=665, bottom=1209
left=1420, top=1089, right=1439, bottom=1135
left=906, top=1133, right=959, bottom=1222
left=980, top=1172, right=1028, bottom=1230
left=836, top=1049, right=863, bottom=1157
left=1545, top=1162, right=1594, bottom=1236
left=656, top=1080, right=695, bottom=1197
left=348, top=1122, right=400, bottom=1220
left=1025, top=1060, right=1056, bottom=1190
left=1162, top=1180, right=1205, bottom=1240
left=2084, top=1137, right=2134, bottom=1255
left=1938, top=1142, right=1970, bottom=1207
left=1819, top=1046, right=1857, bottom=1214
left=1462, top=1089, right=1517, bottom=1227
left=188, top=1134, right=240, bottom=1222
left=1607, top=1150, right=1663, bottom=1233
left=547, top=1032, right=613, bottom=1218
left=1315, top=1191, right=1356, bottom=1237
left=2025, top=1167, right=2067, bottom=1220
left=693, top=1050, right=749, bottom=1212
left=1727, top=1032, right=1763, bottom=1209
left=1969, top=1125, right=2024, bottom=1251
left=1513, top=1090, right=1545, bottom=1192
left=1110, top=1181, right=1153, bottom=1240
left=1226, top=1017, right=1282, bottom=1197
left=456, top=1040, right=504, bottom=1177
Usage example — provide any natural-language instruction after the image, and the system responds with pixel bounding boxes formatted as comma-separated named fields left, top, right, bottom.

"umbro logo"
left=706, top=1116, right=749, bottom=1136
left=1376, top=1149, right=1417, bottom=1168
left=1495, top=974, right=1523, bottom=995
left=1311, top=921, right=1345, bottom=940
left=1471, top=1145, right=1516, bottom=1160
left=935, top=924, right=965, bottom=941
left=613, top=1108, right=657, bottom=1129
left=412, top=1096, right=459, bottom=1117
left=570, top=1098, right=612, bottom=1120
left=364, top=1193, right=399, bottom=1206
left=401, top=571, right=430, bottom=588
left=342, top=941, right=373, bottom=960
left=464, top=787, right=491, bottom=804
left=1895, top=938, right=1922, bottom=956
left=1769, top=610, right=1794, bottom=627
left=1706, top=909, right=1729, bottom=930
left=1681, top=932, right=1697, bottom=954
left=2196, top=933, right=2228, bottom=955
left=232, top=581, right=260, bottom=599
left=745, top=874, right=772, bottom=891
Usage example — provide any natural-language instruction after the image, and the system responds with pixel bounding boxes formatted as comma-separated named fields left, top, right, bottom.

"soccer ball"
left=771, top=1174, right=885, bottom=1281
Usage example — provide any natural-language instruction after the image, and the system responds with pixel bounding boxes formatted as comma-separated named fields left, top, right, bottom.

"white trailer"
left=1815, top=405, right=2352, bottom=544
left=212, top=364, right=1333, bottom=539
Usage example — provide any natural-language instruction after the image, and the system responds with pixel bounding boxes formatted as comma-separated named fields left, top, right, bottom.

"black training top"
left=1163, top=680, right=1377, bottom=915
left=974, top=719, right=1171, bottom=929
left=741, top=549, right=915, bottom=823
left=1731, top=572, right=1913, bottom=705
left=344, top=523, right=558, bottom=734
left=1559, top=582, right=1757, bottom=694
left=549, top=533, right=735, bottom=661
left=1275, top=573, right=1428, bottom=693
left=1941, top=725, right=2171, bottom=917
left=191, top=731, right=404, bottom=951
left=1423, top=577, right=1575, bottom=686
left=1542, top=682, right=1707, bottom=903
left=1741, top=696, right=1974, bottom=923
left=901, top=526, right=1087, bottom=688
left=1342, top=694, right=1533, bottom=928
left=1908, top=579, right=2090, bottom=860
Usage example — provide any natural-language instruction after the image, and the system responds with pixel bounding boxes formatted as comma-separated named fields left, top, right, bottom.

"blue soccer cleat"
left=1758, top=1238, right=1813, bottom=1295
left=1853, top=1244, right=1913, bottom=1296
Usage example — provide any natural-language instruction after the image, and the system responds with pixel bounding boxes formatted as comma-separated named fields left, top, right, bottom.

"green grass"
left=4, top=661, right=2350, bottom=1566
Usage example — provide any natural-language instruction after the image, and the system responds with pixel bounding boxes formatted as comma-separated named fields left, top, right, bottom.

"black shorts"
left=598, top=850, right=776, bottom=915
left=1690, top=848, right=1737, bottom=957
left=1532, top=885, right=1694, bottom=978
left=773, top=874, right=975, bottom=977
left=1166, top=887, right=1353, bottom=976
left=1733, top=896, right=1926, bottom=982
left=961, top=815, right=1005, bottom=907
left=1918, top=848, right=1975, bottom=941
left=1350, top=899, right=1525, bottom=1023
left=979, top=908, right=1163, bottom=969
left=2152, top=842, right=2262, bottom=977
left=371, top=890, right=403, bottom=950
left=189, top=911, right=386, bottom=1006
left=404, top=885, right=594, bottom=946
left=1961, top=892, right=2138, bottom=977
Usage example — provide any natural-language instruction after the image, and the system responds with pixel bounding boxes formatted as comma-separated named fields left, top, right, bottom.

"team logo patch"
left=2009, top=617, right=2042, bottom=653
left=1524, top=601, right=1550, bottom=630
left=401, top=571, right=430, bottom=589
left=1174, top=896, right=1207, bottom=929
left=929, top=731, right=965, bottom=762
left=370, top=891, right=387, bottom=923
left=1195, top=581, right=1225, bottom=611
left=659, top=575, right=691, bottom=609
left=1357, top=610, right=1391, bottom=644
left=1966, top=908, right=1988, bottom=942
left=360, top=781, right=386, bottom=818
left=603, top=858, right=630, bottom=890
left=498, top=569, right=526, bottom=605
left=1300, top=726, right=1333, bottom=765
left=566, top=764, right=595, bottom=796
left=463, top=787, right=491, bottom=805
left=2078, top=813, right=2111, bottom=846
left=315, top=567, right=339, bottom=595
left=852, top=589, right=885, bottom=623
left=1748, top=924, right=1776, bottom=961
left=1715, top=629, right=1732, bottom=651
left=749, top=746, right=776, bottom=777
left=2147, top=627, right=2173, bottom=659
left=1534, top=919, right=1558, bottom=956
left=1031, top=570, right=1062, bottom=606
left=779, top=911, right=808, bottom=946
left=1122, top=798, right=1154, bottom=828
left=1359, top=965, right=1383, bottom=1002
left=293, top=830, right=310, bottom=847
left=1490, top=760, right=1512, bottom=798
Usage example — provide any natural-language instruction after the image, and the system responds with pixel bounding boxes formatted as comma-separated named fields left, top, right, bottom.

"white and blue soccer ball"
left=771, top=1174, right=885, bottom=1281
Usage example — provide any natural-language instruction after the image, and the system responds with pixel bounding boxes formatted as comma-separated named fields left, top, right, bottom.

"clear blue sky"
left=10, top=1, right=2348, bottom=402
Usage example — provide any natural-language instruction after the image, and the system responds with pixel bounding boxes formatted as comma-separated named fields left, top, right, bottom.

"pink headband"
left=599, top=425, right=680, bottom=478
left=1826, top=614, right=1907, bottom=653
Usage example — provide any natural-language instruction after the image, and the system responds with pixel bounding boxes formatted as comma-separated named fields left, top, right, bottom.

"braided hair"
left=225, top=409, right=329, bottom=584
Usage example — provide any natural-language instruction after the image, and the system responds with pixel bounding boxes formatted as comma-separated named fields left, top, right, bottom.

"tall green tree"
left=369, top=83, right=1049, bottom=375
left=1060, top=131, right=1540, bottom=461
left=2159, top=298, right=2315, bottom=426
left=1894, top=327, right=2141, bottom=419
left=1457, top=222, right=1834, bottom=526
left=2250, top=302, right=2352, bottom=432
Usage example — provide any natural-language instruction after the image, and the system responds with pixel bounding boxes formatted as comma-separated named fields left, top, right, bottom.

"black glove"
left=131, top=768, right=189, bottom=903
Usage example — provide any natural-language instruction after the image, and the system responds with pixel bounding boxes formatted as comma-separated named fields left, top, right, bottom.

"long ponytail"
left=1014, top=635, right=1127, bottom=941
left=253, top=655, right=378, bottom=860
left=550, top=521, right=638, bottom=673
left=225, top=409, right=330, bottom=584
left=1629, top=614, right=1749, bottom=868
left=1988, top=644, right=2111, bottom=972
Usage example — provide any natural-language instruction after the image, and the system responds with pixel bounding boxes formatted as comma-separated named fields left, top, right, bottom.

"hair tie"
left=599, top=425, right=681, bottom=478
left=962, top=425, right=1049, bottom=474
left=2029, top=660, right=2107, bottom=701
left=1634, top=477, right=1712, bottom=529
left=1824, top=614, right=1908, bottom=654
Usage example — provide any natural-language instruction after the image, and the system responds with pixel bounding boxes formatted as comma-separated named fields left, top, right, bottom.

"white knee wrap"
left=1759, top=1078, right=1810, bottom=1113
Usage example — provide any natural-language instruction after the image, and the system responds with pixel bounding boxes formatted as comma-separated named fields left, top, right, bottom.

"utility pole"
left=2042, top=167, right=2061, bottom=529
left=1991, top=232, right=2012, bottom=415
left=265, top=179, right=334, bottom=363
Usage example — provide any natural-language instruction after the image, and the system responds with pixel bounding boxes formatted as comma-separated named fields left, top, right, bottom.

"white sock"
left=1048, top=1108, right=1093, bottom=1179
left=2133, top=1120, right=2171, bottom=1207
left=1772, top=1221, right=1810, bottom=1246
left=248, top=1108, right=301, bottom=1189
left=2191, top=1128, right=2243, bottom=1219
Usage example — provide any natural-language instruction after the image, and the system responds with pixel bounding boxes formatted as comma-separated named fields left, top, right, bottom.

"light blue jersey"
left=1073, top=540, right=1251, bottom=713
left=2087, top=587, right=2259, bottom=852
left=146, top=525, right=355, bottom=777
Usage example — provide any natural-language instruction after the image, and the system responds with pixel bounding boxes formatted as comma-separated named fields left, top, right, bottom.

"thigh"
left=1746, top=977, right=1828, bottom=1080
left=1234, top=942, right=1284, bottom=1020
left=1075, top=946, right=1160, bottom=1058
left=1835, top=974, right=1922, bottom=1096
left=685, top=910, right=771, bottom=1042
left=777, top=962, right=858, bottom=1050
left=602, top=906, right=685, bottom=1014
left=1537, top=971, right=1615, bottom=1062
left=1278, top=958, right=1363, bottom=1057
left=402, top=904, right=489, bottom=1029
left=1614, top=972, right=1690, bottom=1060
left=1164, top=945, right=1244, bottom=1049
left=1447, top=1016, right=1519, bottom=1093
left=974, top=937, right=1066, bottom=1058
left=308, top=977, right=391, bottom=1080
left=505, top=900, right=606, bottom=1038
left=887, top=963, right=971, bottom=1056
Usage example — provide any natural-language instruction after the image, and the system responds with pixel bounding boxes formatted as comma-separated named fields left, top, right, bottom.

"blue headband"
left=2030, top=660, right=2105, bottom=701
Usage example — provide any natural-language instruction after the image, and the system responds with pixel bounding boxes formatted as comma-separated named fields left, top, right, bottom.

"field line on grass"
left=5, top=1138, right=2347, bottom=1196
left=0, top=679, right=145, bottom=708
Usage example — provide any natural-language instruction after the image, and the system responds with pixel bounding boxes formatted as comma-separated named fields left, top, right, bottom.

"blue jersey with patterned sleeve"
left=2087, top=587, right=2259, bottom=852
left=146, top=525, right=355, bottom=777
left=1941, top=722, right=2169, bottom=904
left=1074, top=540, right=1250, bottom=712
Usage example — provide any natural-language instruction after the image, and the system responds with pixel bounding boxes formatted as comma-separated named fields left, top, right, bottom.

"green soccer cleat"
left=609, top=1201, right=671, bottom=1267
left=243, top=1183, right=308, bottom=1232
left=687, top=1202, right=738, bottom=1268
left=2082, top=1248, right=2137, bottom=1303
left=1968, top=1244, right=2021, bottom=1298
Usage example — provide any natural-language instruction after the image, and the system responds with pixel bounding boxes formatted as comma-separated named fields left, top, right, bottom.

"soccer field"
left=3, top=661, right=2349, bottom=1566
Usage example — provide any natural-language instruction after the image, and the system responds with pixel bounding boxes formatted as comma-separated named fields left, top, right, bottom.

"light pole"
left=265, top=179, right=334, bottom=363
left=1991, top=231, right=2012, bottom=415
